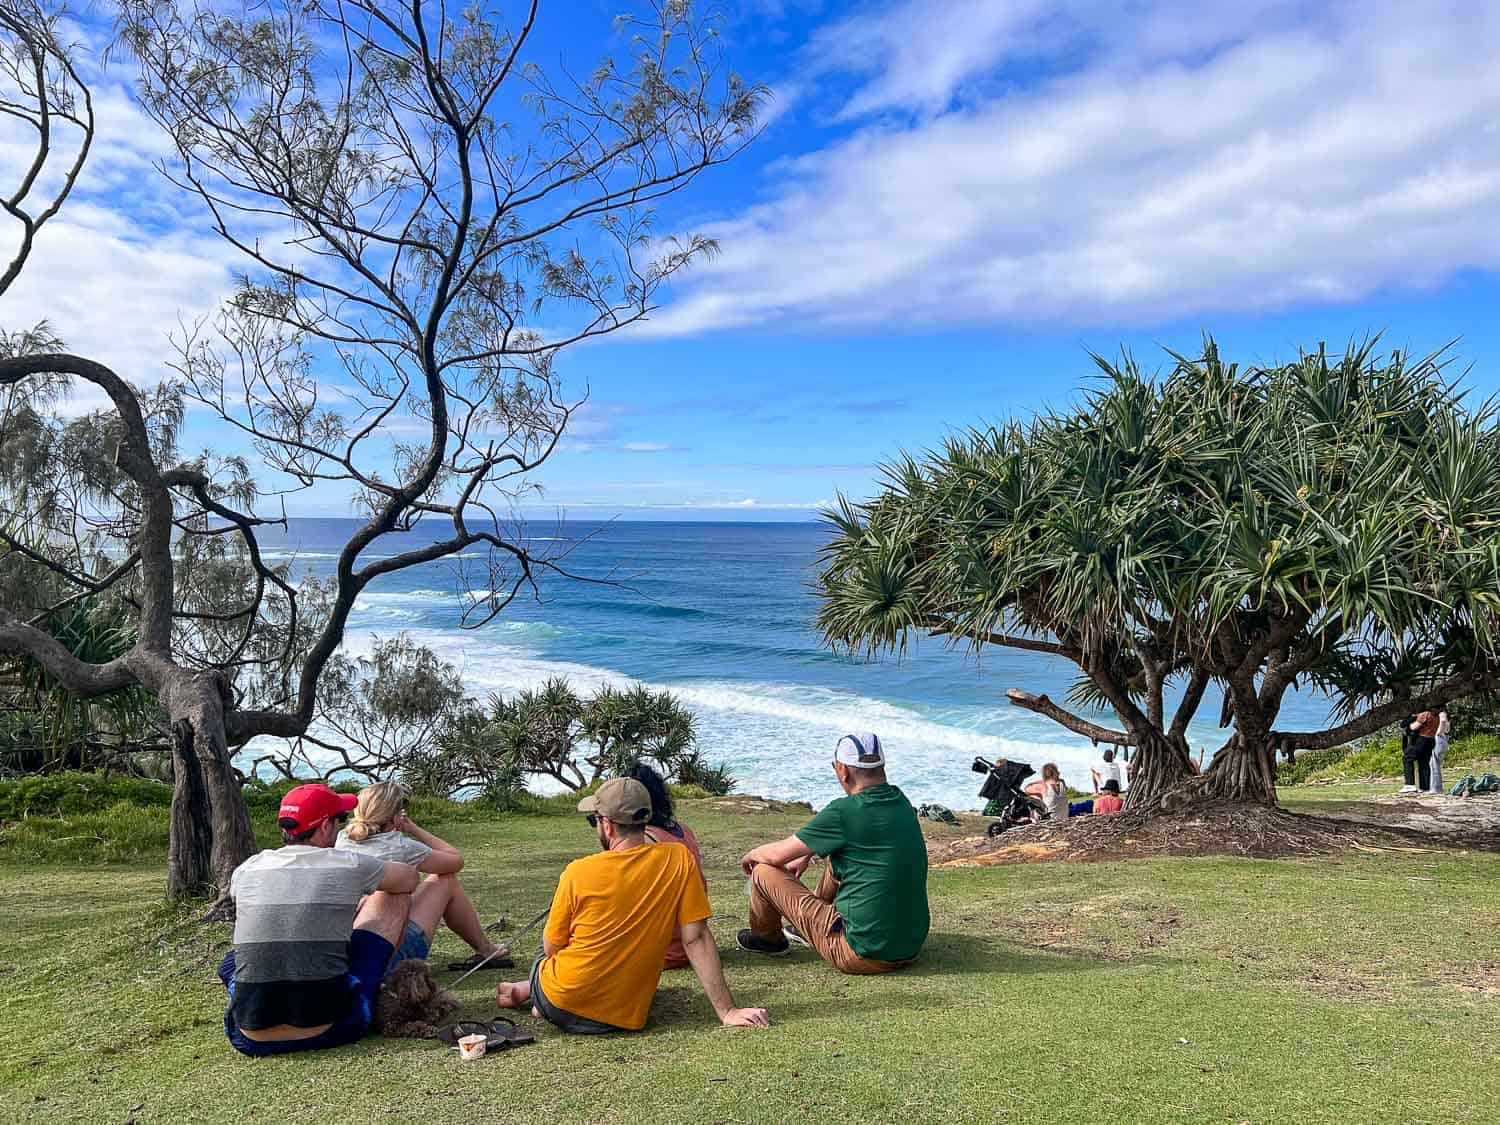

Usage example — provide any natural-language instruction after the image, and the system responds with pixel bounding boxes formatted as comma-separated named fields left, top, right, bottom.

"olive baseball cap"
left=578, top=777, right=652, bottom=826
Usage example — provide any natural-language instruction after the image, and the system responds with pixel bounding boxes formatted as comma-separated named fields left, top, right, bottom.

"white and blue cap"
left=834, top=732, right=885, bottom=769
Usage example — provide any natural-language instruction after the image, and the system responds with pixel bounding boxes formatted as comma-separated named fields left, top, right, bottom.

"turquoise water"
left=247, top=519, right=1333, bottom=808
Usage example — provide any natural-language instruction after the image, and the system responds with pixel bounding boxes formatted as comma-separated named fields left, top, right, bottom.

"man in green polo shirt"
left=736, top=732, right=929, bottom=973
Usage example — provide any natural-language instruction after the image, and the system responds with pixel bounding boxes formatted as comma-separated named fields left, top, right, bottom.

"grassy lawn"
left=2, top=788, right=1498, bottom=1124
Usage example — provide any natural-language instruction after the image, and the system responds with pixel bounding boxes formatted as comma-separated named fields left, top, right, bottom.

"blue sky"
left=7, top=0, right=1500, bottom=519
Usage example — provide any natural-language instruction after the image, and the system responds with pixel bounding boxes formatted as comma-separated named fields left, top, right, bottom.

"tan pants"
left=749, top=862, right=909, bottom=975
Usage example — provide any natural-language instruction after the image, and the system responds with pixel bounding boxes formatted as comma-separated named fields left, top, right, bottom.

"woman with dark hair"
left=624, top=763, right=708, bottom=970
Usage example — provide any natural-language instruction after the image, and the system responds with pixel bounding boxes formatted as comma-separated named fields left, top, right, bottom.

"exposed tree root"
left=929, top=800, right=1500, bottom=867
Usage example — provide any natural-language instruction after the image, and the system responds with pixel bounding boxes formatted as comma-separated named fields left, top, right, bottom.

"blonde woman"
left=337, top=782, right=510, bottom=972
left=1023, top=763, right=1070, bottom=821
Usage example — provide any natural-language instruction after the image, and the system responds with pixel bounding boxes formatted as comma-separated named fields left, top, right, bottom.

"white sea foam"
left=329, top=626, right=1112, bottom=809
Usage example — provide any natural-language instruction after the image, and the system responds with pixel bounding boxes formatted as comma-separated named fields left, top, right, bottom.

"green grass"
left=2, top=789, right=1499, bottom=1124
left=1293, top=732, right=1500, bottom=784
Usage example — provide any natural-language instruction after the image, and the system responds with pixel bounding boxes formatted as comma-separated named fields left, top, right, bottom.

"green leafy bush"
left=1276, top=748, right=1351, bottom=785
left=240, top=776, right=360, bottom=816
left=0, top=800, right=170, bottom=864
left=1298, top=733, right=1500, bottom=783
left=0, top=772, right=173, bottom=819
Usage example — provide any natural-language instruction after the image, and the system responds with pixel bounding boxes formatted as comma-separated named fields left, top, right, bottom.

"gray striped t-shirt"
left=228, top=845, right=386, bottom=1029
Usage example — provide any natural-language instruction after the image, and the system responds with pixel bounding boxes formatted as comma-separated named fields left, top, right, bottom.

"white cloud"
left=683, top=498, right=831, bottom=510
left=808, top=0, right=1054, bottom=119
left=620, top=441, right=673, bottom=453
left=2, top=60, right=238, bottom=415
left=646, top=0, right=1500, bottom=336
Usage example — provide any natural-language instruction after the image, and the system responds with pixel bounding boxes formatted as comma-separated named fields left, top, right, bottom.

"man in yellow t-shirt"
left=495, top=777, right=769, bottom=1033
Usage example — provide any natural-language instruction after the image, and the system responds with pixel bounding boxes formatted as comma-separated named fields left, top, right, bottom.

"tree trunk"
left=1195, top=732, right=1278, bottom=804
left=167, top=718, right=213, bottom=899
left=1124, top=729, right=1196, bottom=810
left=161, top=673, right=257, bottom=915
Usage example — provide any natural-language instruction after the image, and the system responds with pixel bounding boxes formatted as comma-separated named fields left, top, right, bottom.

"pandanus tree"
left=400, top=677, right=726, bottom=799
left=0, top=0, right=760, bottom=906
left=818, top=340, right=1500, bottom=808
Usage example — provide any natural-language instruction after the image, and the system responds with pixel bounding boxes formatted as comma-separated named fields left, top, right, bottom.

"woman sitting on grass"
left=1023, top=763, right=1070, bottom=821
left=1093, top=778, right=1125, bottom=814
left=627, top=763, right=709, bottom=970
left=337, top=782, right=510, bottom=972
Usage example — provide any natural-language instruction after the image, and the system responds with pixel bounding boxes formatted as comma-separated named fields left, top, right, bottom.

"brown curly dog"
left=375, top=960, right=461, bottom=1038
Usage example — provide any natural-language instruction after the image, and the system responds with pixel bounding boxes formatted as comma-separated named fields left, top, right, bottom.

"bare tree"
left=0, top=0, right=92, bottom=291
left=0, top=0, right=760, bottom=910
left=251, top=632, right=473, bottom=783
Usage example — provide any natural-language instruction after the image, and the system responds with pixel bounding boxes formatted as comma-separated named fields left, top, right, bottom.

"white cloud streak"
left=646, top=0, right=1500, bottom=336
left=2, top=60, right=239, bottom=415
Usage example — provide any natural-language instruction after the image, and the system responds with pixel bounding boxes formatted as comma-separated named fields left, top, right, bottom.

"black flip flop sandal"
left=437, top=1018, right=534, bottom=1050
left=483, top=1016, right=535, bottom=1048
left=447, top=951, right=515, bottom=972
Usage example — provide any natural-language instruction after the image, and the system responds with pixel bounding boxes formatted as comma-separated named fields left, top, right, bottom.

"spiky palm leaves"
left=404, top=676, right=712, bottom=796
left=818, top=338, right=1500, bottom=806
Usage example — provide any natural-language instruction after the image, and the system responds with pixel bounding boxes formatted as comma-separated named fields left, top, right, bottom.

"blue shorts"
left=392, top=919, right=430, bottom=966
left=219, top=929, right=395, bottom=1057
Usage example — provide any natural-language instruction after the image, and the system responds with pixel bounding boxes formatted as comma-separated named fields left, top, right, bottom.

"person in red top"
left=626, top=763, right=708, bottom=970
left=1094, top=778, right=1125, bottom=814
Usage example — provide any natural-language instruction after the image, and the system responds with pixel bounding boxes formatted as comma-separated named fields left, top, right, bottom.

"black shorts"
left=528, top=954, right=629, bottom=1035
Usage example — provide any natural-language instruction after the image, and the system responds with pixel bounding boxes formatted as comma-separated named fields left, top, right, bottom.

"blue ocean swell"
left=244, top=519, right=1336, bottom=808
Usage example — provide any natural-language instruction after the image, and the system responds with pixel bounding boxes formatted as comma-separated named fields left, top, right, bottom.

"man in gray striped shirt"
left=217, top=783, right=421, bottom=1056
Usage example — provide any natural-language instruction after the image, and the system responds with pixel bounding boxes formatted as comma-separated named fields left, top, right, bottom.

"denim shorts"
left=220, top=928, right=395, bottom=1057
left=391, top=919, right=430, bottom=966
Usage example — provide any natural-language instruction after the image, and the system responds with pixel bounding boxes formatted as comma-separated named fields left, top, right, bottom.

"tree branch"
left=1006, top=688, right=1135, bottom=745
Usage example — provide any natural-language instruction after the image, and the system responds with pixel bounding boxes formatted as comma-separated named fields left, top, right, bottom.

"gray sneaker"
left=783, top=922, right=811, bottom=948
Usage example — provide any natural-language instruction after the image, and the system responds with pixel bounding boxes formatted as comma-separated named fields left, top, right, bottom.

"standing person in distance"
left=625, top=763, right=709, bottom=970
left=1431, top=708, right=1452, bottom=794
left=1401, top=712, right=1437, bottom=794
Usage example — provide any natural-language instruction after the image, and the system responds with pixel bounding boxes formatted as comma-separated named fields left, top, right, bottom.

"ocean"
left=244, top=519, right=1334, bottom=809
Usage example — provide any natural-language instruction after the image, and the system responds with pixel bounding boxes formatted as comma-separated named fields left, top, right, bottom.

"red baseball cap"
left=278, top=783, right=358, bottom=832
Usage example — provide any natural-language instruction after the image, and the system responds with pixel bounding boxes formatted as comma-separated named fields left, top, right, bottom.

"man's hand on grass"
left=721, top=1006, right=770, bottom=1028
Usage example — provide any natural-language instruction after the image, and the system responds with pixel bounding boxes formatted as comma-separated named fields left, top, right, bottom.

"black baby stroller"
left=973, top=756, right=1048, bottom=837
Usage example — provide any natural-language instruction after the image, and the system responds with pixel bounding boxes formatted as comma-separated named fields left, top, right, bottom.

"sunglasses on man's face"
left=585, top=813, right=599, bottom=829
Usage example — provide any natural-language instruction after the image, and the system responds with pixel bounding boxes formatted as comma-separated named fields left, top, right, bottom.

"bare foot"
left=495, top=980, right=530, bottom=1009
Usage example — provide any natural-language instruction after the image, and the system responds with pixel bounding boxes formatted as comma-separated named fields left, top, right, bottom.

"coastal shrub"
left=0, top=772, right=173, bottom=820
left=405, top=677, right=737, bottom=798
left=1276, top=749, right=1350, bottom=785
left=1299, top=733, right=1500, bottom=782
left=674, top=751, right=737, bottom=796
left=0, top=800, right=170, bottom=864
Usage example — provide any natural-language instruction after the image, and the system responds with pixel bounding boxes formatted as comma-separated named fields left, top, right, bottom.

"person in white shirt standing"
left=1431, top=709, right=1452, bottom=794
left=1090, top=747, right=1122, bottom=793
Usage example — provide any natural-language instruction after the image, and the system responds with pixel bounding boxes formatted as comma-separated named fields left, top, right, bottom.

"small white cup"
left=457, top=1033, right=487, bottom=1060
